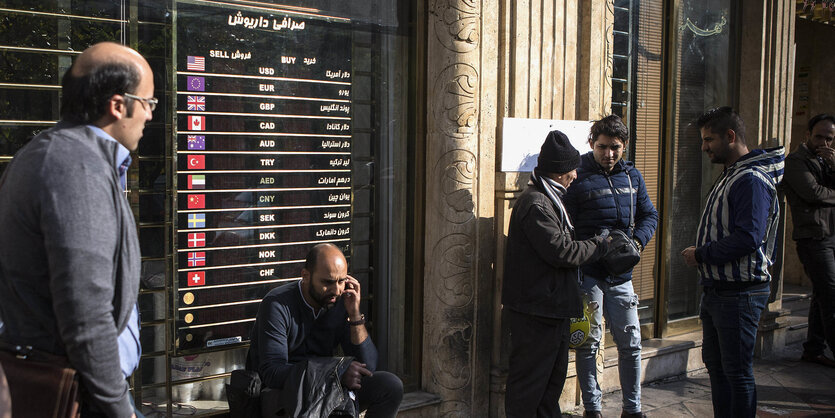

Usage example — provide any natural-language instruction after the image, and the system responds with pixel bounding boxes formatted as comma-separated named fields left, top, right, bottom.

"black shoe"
left=583, top=411, right=602, bottom=418
left=621, top=412, right=647, bottom=418
left=801, top=352, right=835, bottom=368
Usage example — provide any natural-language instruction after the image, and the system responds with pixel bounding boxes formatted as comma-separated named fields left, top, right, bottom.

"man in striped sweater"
left=681, top=107, right=784, bottom=418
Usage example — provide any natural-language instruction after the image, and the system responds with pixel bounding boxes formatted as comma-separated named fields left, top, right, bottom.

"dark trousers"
left=260, top=370, right=403, bottom=418
left=355, top=371, right=403, bottom=418
left=700, top=285, right=770, bottom=418
left=797, top=236, right=835, bottom=356
left=505, top=309, right=570, bottom=418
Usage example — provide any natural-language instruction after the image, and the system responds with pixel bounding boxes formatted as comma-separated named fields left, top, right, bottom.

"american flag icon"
left=187, top=56, right=205, bottom=71
left=187, top=96, right=205, bottom=111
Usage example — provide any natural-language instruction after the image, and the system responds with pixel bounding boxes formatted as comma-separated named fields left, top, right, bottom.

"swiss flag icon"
left=187, top=271, right=205, bottom=287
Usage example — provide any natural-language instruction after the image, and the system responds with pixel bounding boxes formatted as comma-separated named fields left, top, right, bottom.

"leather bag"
left=601, top=229, right=641, bottom=275
left=600, top=170, right=642, bottom=276
left=0, top=343, right=80, bottom=418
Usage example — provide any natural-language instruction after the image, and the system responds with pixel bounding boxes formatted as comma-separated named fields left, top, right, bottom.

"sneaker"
left=583, top=411, right=602, bottom=418
left=621, top=412, right=647, bottom=418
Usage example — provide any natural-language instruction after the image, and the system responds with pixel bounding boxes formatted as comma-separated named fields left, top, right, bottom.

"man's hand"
left=343, top=275, right=362, bottom=319
left=341, top=361, right=372, bottom=390
left=817, top=146, right=835, bottom=167
left=681, top=246, right=698, bottom=267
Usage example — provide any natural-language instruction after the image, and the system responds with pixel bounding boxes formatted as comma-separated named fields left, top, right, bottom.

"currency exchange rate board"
left=174, top=1, right=352, bottom=351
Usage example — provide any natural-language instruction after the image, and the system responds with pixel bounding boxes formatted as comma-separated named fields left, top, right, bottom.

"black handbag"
left=0, top=342, right=80, bottom=418
left=226, top=368, right=262, bottom=418
left=601, top=230, right=641, bottom=275
left=600, top=171, right=642, bottom=276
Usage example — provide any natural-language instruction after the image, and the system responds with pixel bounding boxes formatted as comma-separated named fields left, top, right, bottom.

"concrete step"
left=782, top=285, right=813, bottom=346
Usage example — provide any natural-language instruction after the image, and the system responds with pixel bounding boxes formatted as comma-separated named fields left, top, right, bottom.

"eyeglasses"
left=123, top=93, right=158, bottom=112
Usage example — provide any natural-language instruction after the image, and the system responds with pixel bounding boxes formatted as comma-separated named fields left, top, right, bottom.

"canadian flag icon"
left=189, top=115, right=205, bottom=131
left=187, top=271, right=205, bottom=287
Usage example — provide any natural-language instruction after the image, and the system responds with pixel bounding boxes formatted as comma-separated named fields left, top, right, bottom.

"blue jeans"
left=700, top=284, right=770, bottom=418
left=575, top=276, right=642, bottom=413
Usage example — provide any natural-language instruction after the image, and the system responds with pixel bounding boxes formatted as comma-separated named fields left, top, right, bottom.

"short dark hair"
left=60, top=61, right=141, bottom=124
left=807, top=113, right=835, bottom=132
left=696, top=106, right=746, bottom=145
left=590, top=115, right=629, bottom=143
left=304, top=243, right=340, bottom=275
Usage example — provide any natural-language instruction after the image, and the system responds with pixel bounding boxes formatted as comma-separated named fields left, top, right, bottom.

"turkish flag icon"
left=187, top=155, right=205, bottom=170
left=187, top=271, right=205, bottom=287
left=189, top=115, right=205, bottom=131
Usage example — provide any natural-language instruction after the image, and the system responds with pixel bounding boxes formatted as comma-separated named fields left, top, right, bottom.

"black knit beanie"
left=536, top=130, right=580, bottom=174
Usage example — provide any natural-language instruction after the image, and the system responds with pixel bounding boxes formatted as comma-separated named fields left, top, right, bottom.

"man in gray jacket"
left=502, top=130, right=609, bottom=417
left=783, top=113, right=835, bottom=368
left=0, top=42, right=155, bottom=417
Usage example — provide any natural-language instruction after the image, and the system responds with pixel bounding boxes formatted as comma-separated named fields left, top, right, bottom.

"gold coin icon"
left=186, top=334, right=193, bottom=342
left=183, top=292, right=195, bottom=305
left=185, top=313, right=194, bottom=324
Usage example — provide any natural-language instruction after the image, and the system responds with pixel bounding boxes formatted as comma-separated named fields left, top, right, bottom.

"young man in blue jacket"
left=563, top=115, right=658, bottom=418
left=682, top=107, right=784, bottom=418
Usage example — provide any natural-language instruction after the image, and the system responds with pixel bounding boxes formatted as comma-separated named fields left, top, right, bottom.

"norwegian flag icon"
left=187, top=252, right=206, bottom=267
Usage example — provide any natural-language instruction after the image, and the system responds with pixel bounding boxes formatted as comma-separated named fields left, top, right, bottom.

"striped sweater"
left=695, top=147, right=785, bottom=286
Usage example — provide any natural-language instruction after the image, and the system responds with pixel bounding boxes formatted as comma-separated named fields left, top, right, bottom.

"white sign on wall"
left=501, top=117, right=593, bottom=172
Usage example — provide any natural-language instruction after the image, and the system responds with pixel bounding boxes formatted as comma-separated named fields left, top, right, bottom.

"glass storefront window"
left=0, top=0, right=417, bottom=413
left=665, top=0, right=736, bottom=325
left=610, top=0, right=664, bottom=330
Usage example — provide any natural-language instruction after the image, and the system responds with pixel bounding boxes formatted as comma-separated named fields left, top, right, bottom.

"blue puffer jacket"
left=563, top=152, right=659, bottom=283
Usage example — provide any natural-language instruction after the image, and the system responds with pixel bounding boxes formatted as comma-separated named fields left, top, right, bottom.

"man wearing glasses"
left=0, top=42, right=155, bottom=417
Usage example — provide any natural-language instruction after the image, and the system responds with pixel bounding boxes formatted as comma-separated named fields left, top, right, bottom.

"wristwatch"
left=347, top=314, right=366, bottom=326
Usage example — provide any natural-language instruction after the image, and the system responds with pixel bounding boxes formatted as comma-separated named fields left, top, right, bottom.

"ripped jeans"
left=575, top=275, right=642, bottom=413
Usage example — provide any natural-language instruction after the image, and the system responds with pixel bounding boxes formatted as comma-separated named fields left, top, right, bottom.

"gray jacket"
left=0, top=123, right=141, bottom=417
left=783, top=143, right=835, bottom=240
left=501, top=182, right=607, bottom=319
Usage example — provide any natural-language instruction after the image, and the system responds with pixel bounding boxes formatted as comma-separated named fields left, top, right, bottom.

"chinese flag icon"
left=187, top=194, right=205, bottom=209
left=187, top=271, right=205, bottom=287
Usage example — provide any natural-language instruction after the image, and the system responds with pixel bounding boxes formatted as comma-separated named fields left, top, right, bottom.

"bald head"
left=71, top=42, right=151, bottom=79
left=304, top=243, right=346, bottom=275
left=60, top=42, right=153, bottom=131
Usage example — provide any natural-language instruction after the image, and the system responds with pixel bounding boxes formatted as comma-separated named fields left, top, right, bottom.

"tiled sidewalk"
left=568, top=343, right=835, bottom=417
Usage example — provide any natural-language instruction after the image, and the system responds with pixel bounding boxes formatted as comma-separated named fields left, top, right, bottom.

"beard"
left=308, top=285, right=338, bottom=310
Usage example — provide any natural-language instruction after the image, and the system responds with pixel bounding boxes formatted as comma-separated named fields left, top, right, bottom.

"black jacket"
left=783, top=143, right=835, bottom=240
left=501, top=182, right=607, bottom=319
left=275, top=357, right=358, bottom=418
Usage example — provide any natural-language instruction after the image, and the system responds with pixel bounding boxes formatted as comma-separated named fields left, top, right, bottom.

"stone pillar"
left=737, top=0, right=795, bottom=357
left=422, top=0, right=497, bottom=416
